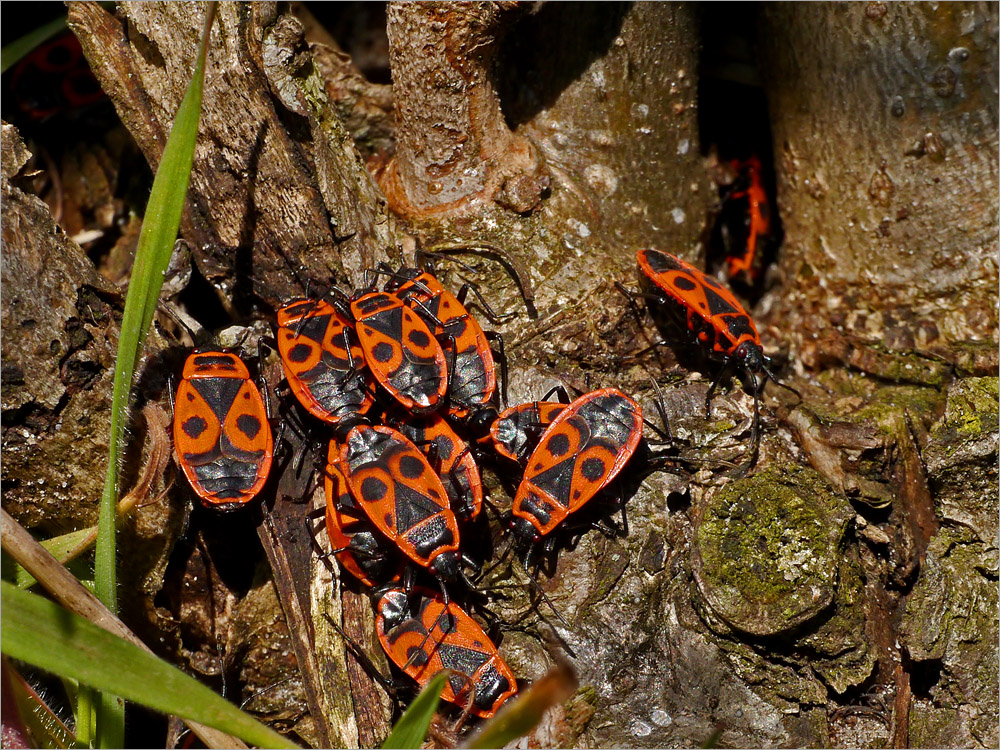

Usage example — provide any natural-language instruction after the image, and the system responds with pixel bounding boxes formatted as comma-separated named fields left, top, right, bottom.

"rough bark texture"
left=68, top=1, right=396, bottom=307
left=3, top=2, right=997, bottom=748
left=380, top=1, right=549, bottom=216
left=759, top=2, right=998, bottom=369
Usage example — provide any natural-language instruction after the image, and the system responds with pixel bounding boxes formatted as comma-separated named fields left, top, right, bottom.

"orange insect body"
left=724, top=156, right=772, bottom=280
left=173, top=351, right=273, bottom=509
left=376, top=587, right=517, bottom=719
left=636, top=248, right=797, bottom=471
left=350, top=291, right=448, bottom=415
left=396, top=412, right=484, bottom=522
left=339, top=424, right=461, bottom=579
left=637, top=249, right=761, bottom=358
left=277, top=298, right=374, bottom=424
left=487, top=400, right=567, bottom=464
left=512, top=389, right=642, bottom=541
left=389, top=269, right=497, bottom=419
left=323, top=454, right=402, bottom=588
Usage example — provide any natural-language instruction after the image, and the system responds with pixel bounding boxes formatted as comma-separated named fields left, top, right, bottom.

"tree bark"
left=68, top=1, right=396, bottom=308
left=3, top=2, right=997, bottom=748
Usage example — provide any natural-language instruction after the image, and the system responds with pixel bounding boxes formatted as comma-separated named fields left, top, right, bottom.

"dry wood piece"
left=380, top=1, right=549, bottom=217
left=68, top=1, right=395, bottom=305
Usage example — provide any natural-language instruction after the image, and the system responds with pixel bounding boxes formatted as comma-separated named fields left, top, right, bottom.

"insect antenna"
left=322, top=612, right=400, bottom=698
left=761, top=361, right=803, bottom=402
left=517, top=558, right=571, bottom=630
left=422, top=241, right=538, bottom=319
left=239, top=677, right=296, bottom=711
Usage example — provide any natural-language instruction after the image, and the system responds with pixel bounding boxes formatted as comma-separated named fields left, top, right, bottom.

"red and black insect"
left=375, top=586, right=517, bottom=719
left=337, top=424, right=462, bottom=583
left=173, top=351, right=273, bottom=510
left=322, top=453, right=402, bottom=588
left=8, top=33, right=106, bottom=123
left=484, top=386, right=572, bottom=464
left=347, top=290, right=448, bottom=416
left=635, top=248, right=796, bottom=467
left=382, top=267, right=504, bottom=424
left=509, top=388, right=643, bottom=555
left=276, top=298, right=374, bottom=425
left=394, top=412, right=484, bottom=523
left=718, top=156, right=773, bottom=282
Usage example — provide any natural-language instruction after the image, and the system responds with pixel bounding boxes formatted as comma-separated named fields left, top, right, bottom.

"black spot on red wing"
left=384, top=512, right=393, bottom=526
left=182, top=416, right=208, bottom=439
left=243, top=391, right=251, bottom=400
left=447, top=318, right=469, bottom=337
left=399, top=455, right=426, bottom=479
left=44, top=42, right=74, bottom=68
left=673, top=275, right=697, bottom=291
left=702, top=284, right=740, bottom=316
left=407, top=329, right=431, bottom=349
left=372, top=342, right=395, bottom=363
left=288, top=343, right=312, bottom=363
left=644, top=250, right=673, bottom=273
left=236, top=414, right=262, bottom=440
left=725, top=314, right=755, bottom=339
left=701, top=273, right=726, bottom=290
left=573, top=489, right=582, bottom=500
left=186, top=392, right=195, bottom=401
left=548, top=433, right=571, bottom=457
left=581, top=457, right=606, bottom=481
left=361, top=476, right=389, bottom=501
left=356, top=296, right=386, bottom=315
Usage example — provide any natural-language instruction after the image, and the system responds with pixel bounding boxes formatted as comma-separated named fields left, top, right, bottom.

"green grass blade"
left=93, top=4, right=216, bottom=745
left=95, top=0, right=213, bottom=612
left=1, top=582, right=297, bottom=749
left=15, top=527, right=95, bottom=588
left=0, top=15, right=67, bottom=73
left=381, top=671, right=448, bottom=749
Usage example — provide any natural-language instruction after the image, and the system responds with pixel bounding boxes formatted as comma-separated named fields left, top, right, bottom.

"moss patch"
left=692, top=465, right=851, bottom=636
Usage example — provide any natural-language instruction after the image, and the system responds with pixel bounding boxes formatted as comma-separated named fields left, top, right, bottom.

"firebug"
left=394, top=412, right=484, bottom=523
left=347, top=290, right=448, bottom=416
left=509, top=388, right=643, bottom=554
left=382, top=267, right=504, bottom=423
left=323, top=454, right=403, bottom=588
left=635, top=248, right=797, bottom=468
left=276, top=298, right=374, bottom=425
left=485, top=385, right=572, bottom=463
left=375, top=586, right=517, bottom=719
left=9, top=33, right=106, bottom=122
left=337, top=424, right=462, bottom=583
left=173, top=351, right=273, bottom=510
